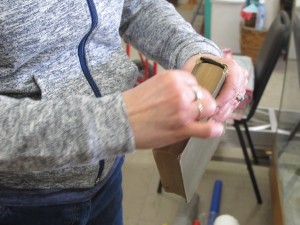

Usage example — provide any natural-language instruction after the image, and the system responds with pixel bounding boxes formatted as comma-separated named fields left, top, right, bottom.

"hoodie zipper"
left=78, top=0, right=102, bottom=98
left=78, top=0, right=105, bottom=183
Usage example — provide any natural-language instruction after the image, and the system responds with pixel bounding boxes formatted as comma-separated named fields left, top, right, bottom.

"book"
left=153, top=57, right=228, bottom=202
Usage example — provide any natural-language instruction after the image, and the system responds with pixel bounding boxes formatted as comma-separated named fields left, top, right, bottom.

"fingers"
left=123, top=68, right=224, bottom=149
left=182, top=54, right=249, bottom=123
left=212, top=59, right=248, bottom=122
left=192, top=93, right=217, bottom=120
left=216, top=65, right=248, bottom=105
left=155, top=70, right=218, bottom=123
left=179, top=120, right=224, bottom=139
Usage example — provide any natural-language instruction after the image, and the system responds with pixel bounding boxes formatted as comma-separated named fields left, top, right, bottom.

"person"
left=0, top=0, right=247, bottom=224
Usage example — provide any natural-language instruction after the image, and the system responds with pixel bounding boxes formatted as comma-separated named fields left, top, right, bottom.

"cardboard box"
left=153, top=57, right=227, bottom=202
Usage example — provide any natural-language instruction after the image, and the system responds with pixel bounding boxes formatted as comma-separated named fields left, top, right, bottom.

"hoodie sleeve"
left=120, top=0, right=222, bottom=69
left=0, top=93, right=135, bottom=172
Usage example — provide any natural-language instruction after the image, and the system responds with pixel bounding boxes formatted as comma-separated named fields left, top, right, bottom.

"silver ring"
left=197, top=101, right=204, bottom=117
left=192, top=87, right=203, bottom=101
left=236, top=93, right=245, bottom=102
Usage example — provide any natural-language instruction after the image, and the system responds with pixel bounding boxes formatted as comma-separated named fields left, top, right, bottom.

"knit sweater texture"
left=0, top=0, right=221, bottom=191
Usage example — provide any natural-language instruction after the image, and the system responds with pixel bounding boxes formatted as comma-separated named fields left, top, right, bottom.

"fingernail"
left=213, top=123, right=224, bottom=137
left=204, top=102, right=217, bottom=117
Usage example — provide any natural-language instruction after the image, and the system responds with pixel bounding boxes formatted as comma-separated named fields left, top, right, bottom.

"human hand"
left=122, top=70, right=224, bottom=149
left=182, top=54, right=248, bottom=122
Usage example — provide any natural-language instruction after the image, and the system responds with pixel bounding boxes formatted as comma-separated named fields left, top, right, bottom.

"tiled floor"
left=122, top=150, right=272, bottom=225
left=122, top=3, right=291, bottom=225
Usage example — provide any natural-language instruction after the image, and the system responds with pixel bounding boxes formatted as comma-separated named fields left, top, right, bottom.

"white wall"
left=211, top=0, right=244, bottom=53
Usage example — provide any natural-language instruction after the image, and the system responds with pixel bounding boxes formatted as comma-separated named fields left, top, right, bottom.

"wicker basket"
left=240, top=22, right=267, bottom=63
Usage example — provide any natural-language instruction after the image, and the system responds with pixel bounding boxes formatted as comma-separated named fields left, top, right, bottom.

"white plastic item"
left=255, top=0, right=266, bottom=30
left=213, top=214, right=240, bottom=225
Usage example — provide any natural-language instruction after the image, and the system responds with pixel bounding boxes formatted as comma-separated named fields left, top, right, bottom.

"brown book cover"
left=192, top=57, right=227, bottom=98
left=153, top=57, right=228, bottom=202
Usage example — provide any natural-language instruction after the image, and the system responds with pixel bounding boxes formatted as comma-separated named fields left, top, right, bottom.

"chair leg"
left=157, top=180, right=163, bottom=194
left=191, top=0, right=204, bottom=25
left=242, top=120, right=259, bottom=165
left=234, top=121, right=263, bottom=204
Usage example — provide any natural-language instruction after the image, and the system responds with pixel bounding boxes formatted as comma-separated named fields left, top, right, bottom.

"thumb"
left=181, top=121, right=224, bottom=139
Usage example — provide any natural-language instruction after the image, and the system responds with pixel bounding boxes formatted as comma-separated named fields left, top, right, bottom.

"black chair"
left=233, top=10, right=291, bottom=204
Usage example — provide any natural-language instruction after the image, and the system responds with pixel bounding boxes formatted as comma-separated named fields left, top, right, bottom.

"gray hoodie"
left=0, top=0, right=221, bottom=191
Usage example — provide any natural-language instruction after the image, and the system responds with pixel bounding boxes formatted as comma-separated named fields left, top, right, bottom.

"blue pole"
left=204, top=0, right=211, bottom=39
left=207, top=180, right=223, bottom=225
